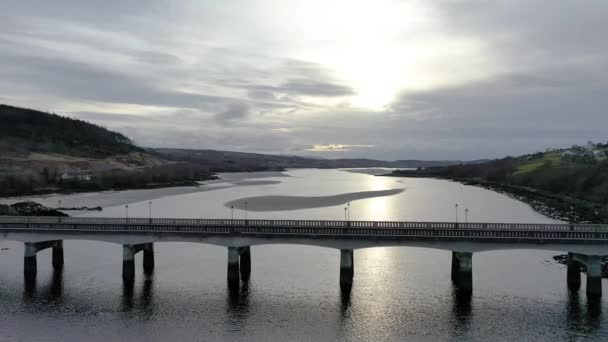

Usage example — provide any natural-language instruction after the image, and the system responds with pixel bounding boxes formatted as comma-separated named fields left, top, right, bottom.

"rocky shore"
left=0, top=201, right=68, bottom=216
left=553, top=254, right=608, bottom=278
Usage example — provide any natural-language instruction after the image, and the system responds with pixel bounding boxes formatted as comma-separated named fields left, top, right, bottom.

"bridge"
left=1, top=216, right=607, bottom=298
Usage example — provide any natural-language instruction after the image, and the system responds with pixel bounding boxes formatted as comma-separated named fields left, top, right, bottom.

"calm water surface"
left=0, top=169, right=606, bottom=341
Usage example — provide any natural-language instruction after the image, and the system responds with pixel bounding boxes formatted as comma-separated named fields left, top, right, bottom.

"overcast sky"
left=2, top=1, right=607, bottom=160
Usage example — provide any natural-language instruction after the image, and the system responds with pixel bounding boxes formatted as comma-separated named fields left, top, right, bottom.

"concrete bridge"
left=1, top=216, right=607, bottom=298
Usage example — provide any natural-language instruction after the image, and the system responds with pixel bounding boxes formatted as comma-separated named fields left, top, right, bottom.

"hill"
left=154, top=148, right=474, bottom=171
left=0, top=103, right=479, bottom=197
left=389, top=143, right=608, bottom=223
left=0, top=104, right=142, bottom=157
left=0, top=105, right=213, bottom=196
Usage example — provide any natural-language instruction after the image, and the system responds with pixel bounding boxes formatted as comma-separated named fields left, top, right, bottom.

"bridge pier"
left=227, top=247, right=241, bottom=285
left=586, top=255, right=602, bottom=299
left=122, top=243, right=154, bottom=281
left=24, top=240, right=63, bottom=279
left=143, top=243, right=154, bottom=275
left=567, top=253, right=581, bottom=291
left=340, top=249, right=354, bottom=288
left=239, top=246, right=251, bottom=280
left=451, top=251, right=472, bottom=292
left=571, top=253, right=603, bottom=298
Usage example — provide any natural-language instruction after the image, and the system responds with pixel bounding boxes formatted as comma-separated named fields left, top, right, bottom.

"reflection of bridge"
left=1, top=216, right=607, bottom=298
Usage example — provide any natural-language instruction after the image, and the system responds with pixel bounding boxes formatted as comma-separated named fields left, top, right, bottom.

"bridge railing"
left=1, top=216, right=608, bottom=232
left=1, top=218, right=608, bottom=241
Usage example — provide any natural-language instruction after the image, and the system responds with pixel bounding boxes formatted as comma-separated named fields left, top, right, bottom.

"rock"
left=0, top=204, right=18, bottom=216
left=5, top=201, right=68, bottom=217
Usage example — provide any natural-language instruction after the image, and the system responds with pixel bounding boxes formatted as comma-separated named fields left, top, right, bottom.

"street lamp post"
left=57, top=200, right=62, bottom=223
left=344, top=207, right=347, bottom=221
left=231, top=205, right=234, bottom=220
left=244, top=202, right=248, bottom=220
left=455, top=203, right=459, bottom=223
left=347, top=202, right=351, bottom=221
left=148, top=201, right=152, bottom=222
left=125, top=205, right=129, bottom=220
left=465, top=208, right=469, bottom=223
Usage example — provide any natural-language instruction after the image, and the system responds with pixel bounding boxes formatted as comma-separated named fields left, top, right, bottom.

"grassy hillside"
left=0, top=104, right=141, bottom=157
left=390, top=145, right=608, bottom=223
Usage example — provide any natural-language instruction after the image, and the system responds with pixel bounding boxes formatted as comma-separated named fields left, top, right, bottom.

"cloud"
left=214, top=102, right=250, bottom=123
left=1, top=1, right=607, bottom=160
left=279, top=79, right=354, bottom=97
left=306, top=144, right=375, bottom=152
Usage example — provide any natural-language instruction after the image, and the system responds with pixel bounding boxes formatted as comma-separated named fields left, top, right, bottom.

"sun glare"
left=270, top=0, right=491, bottom=111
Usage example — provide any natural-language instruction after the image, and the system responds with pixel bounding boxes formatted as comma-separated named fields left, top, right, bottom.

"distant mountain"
left=0, top=104, right=142, bottom=157
left=154, top=148, right=476, bottom=171
left=0, top=103, right=481, bottom=196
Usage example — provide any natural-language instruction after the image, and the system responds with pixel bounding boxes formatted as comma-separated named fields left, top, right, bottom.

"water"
left=0, top=169, right=606, bottom=341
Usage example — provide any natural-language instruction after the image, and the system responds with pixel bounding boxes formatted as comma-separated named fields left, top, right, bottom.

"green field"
left=514, top=152, right=563, bottom=175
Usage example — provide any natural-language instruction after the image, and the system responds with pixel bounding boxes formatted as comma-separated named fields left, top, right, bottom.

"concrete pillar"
left=227, top=247, right=240, bottom=284
left=143, top=243, right=154, bottom=275
left=586, top=255, right=602, bottom=299
left=122, top=245, right=135, bottom=281
left=451, top=251, right=473, bottom=292
left=567, top=253, right=581, bottom=291
left=24, top=243, right=38, bottom=280
left=239, top=246, right=251, bottom=279
left=340, top=249, right=354, bottom=288
left=23, top=240, right=63, bottom=279
left=52, top=240, right=64, bottom=270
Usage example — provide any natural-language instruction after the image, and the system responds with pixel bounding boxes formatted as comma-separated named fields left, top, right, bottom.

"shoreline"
left=383, top=172, right=608, bottom=278
left=0, top=177, right=218, bottom=199
left=382, top=173, right=606, bottom=224
left=0, top=170, right=291, bottom=210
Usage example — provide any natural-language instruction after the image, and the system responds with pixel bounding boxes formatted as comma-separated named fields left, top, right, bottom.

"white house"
left=593, top=150, right=607, bottom=158
left=61, top=169, right=93, bottom=181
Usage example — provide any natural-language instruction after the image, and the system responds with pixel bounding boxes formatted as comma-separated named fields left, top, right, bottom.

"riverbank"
left=553, top=254, right=608, bottom=278
left=0, top=176, right=218, bottom=199
left=383, top=172, right=606, bottom=224
left=0, top=170, right=290, bottom=210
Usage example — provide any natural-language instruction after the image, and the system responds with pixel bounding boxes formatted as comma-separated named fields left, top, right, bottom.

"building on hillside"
left=593, top=150, right=607, bottom=158
left=61, top=169, right=93, bottom=181
left=585, top=142, right=597, bottom=152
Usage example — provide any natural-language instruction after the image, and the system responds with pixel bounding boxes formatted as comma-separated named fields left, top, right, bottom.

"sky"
left=1, top=0, right=607, bottom=160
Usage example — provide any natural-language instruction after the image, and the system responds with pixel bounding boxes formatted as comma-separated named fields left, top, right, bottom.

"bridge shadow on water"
left=121, top=274, right=155, bottom=316
left=23, top=269, right=64, bottom=303
left=451, top=285, right=473, bottom=320
left=339, top=284, right=352, bottom=317
left=566, top=291, right=602, bottom=335
left=226, top=277, right=251, bottom=312
left=450, top=285, right=473, bottom=338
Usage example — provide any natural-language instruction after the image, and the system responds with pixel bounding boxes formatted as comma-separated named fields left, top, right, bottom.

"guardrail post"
left=340, top=249, right=354, bottom=289
left=566, top=253, right=581, bottom=291
left=451, top=251, right=473, bottom=292
left=239, top=246, right=251, bottom=280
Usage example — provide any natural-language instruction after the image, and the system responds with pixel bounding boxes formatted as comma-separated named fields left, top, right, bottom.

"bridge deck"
left=1, top=216, right=608, bottom=242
